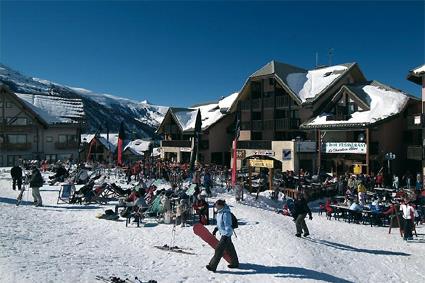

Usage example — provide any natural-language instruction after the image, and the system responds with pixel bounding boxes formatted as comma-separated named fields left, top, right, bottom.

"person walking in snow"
left=29, top=166, right=44, bottom=207
left=293, top=193, right=312, bottom=237
left=206, top=199, right=239, bottom=272
left=400, top=199, right=415, bottom=240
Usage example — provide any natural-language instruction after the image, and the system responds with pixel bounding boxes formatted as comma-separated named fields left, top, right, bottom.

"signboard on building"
left=179, top=147, right=192, bottom=152
left=296, top=141, right=316, bottom=153
left=236, top=150, right=246, bottom=160
left=325, top=142, right=367, bottom=154
left=253, top=150, right=275, bottom=156
left=249, top=159, right=274, bottom=168
left=282, top=149, right=292, bottom=160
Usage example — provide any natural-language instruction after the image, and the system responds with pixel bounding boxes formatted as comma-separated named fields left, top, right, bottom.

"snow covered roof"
left=81, top=133, right=118, bottom=152
left=286, top=65, right=349, bottom=102
left=301, top=81, right=411, bottom=129
left=123, top=139, right=152, bottom=156
left=407, top=64, right=425, bottom=85
left=160, top=92, right=238, bottom=133
left=228, top=61, right=355, bottom=111
left=14, top=93, right=85, bottom=124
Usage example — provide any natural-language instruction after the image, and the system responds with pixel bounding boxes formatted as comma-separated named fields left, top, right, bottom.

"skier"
left=206, top=199, right=239, bottom=272
left=293, top=193, right=312, bottom=237
left=10, top=163, right=23, bottom=191
left=29, top=166, right=44, bottom=207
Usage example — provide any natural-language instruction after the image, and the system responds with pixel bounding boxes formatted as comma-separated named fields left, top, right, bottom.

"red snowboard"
left=193, top=223, right=232, bottom=263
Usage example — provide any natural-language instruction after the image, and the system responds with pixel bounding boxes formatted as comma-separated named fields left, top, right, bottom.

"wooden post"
left=317, top=129, right=321, bottom=174
left=366, top=128, right=370, bottom=175
left=248, top=164, right=252, bottom=193
left=269, top=168, right=273, bottom=192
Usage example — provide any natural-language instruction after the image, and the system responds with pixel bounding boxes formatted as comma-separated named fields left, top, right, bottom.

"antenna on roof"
left=328, top=48, right=334, bottom=66
left=315, top=52, right=319, bottom=68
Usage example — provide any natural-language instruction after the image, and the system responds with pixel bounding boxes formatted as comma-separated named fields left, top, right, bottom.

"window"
left=6, top=117, right=28, bottom=126
left=6, top=101, right=14, bottom=108
left=46, top=136, right=54, bottom=143
left=45, top=154, right=57, bottom=163
left=58, top=135, right=77, bottom=144
left=57, top=153, right=72, bottom=161
left=7, top=134, right=27, bottom=144
left=269, top=78, right=274, bottom=86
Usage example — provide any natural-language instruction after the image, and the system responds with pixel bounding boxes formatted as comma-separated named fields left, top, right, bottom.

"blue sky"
left=0, top=1, right=424, bottom=107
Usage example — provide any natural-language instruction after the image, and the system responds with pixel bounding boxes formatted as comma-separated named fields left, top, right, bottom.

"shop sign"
left=282, top=149, right=292, bottom=160
left=253, top=150, right=275, bottom=156
left=179, top=147, right=192, bottom=152
left=296, top=141, right=316, bottom=153
left=249, top=159, right=274, bottom=168
left=325, top=142, right=367, bottom=154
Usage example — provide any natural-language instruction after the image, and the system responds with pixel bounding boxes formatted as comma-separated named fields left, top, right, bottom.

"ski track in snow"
left=1, top=172, right=424, bottom=283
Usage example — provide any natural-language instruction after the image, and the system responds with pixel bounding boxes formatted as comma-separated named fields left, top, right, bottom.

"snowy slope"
left=0, top=171, right=424, bottom=283
left=0, top=64, right=167, bottom=136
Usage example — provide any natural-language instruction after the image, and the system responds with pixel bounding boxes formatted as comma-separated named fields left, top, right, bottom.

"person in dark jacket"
left=293, top=193, right=312, bottom=237
left=30, top=167, right=44, bottom=207
left=206, top=199, right=239, bottom=272
left=11, top=164, right=23, bottom=191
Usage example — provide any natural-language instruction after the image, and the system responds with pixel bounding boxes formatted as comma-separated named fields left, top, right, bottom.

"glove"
left=212, top=227, right=218, bottom=236
left=309, top=215, right=313, bottom=220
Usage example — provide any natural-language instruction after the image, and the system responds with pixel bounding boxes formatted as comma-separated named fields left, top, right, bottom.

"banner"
left=325, top=142, right=367, bottom=154
left=249, top=159, right=274, bottom=168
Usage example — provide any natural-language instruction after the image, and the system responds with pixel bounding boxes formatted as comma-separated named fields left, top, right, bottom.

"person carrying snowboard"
left=206, top=199, right=239, bottom=272
left=293, top=193, right=312, bottom=237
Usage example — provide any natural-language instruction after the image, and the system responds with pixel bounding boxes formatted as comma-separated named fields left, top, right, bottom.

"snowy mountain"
left=0, top=64, right=168, bottom=138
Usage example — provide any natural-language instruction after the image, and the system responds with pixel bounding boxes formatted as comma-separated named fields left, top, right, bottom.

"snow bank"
left=412, top=64, right=425, bottom=75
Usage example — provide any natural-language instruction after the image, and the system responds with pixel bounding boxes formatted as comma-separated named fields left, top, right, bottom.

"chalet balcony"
left=407, top=145, right=423, bottom=160
left=237, top=140, right=272, bottom=150
left=275, top=118, right=300, bottom=130
left=55, top=141, right=80, bottom=150
left=276, top=96, right=291, bottom=108
left=1, top=143, right=32, bottom=151
left=406, top=114, right=423, bottom=130
left=241, top=121, right=251, bottom=130
left=161, top=140, right=192, bottom=148
left=263, top=120, right=274, bottom=130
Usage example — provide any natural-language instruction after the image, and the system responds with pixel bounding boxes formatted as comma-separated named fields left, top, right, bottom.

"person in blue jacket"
left=206, top=199, right=239, bottom=272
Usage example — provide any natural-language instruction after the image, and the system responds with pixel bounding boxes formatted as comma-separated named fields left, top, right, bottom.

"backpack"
left=231, top=212, right=238, bottom=229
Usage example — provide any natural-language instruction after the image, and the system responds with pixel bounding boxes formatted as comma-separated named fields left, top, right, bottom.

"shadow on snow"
left=217, top=263, right=354, bottom=283
left=303, top=238, right=410, bottom=256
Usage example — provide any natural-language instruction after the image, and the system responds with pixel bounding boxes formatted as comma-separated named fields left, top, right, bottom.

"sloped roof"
left=81, top=133, right=118, bottom=152
left=124, top=139, right=152, bottom=156
left=301, top=80, right=413, bottom=129
left=407, top=64, right=425, bottom=85
left=15, top=93, right=85, bottom=124
left=158, top=92, right=238, bottom=133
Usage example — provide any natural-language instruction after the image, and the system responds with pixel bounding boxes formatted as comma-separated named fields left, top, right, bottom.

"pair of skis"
left=95, top=275, right=157, bottom=283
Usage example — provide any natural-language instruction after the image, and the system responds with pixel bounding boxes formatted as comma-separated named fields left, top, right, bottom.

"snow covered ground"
left=1, top=170, right=425, bottom=283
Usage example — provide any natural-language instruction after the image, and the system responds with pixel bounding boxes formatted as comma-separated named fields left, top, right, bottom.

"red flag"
left=117, top=122, right=125, bottom=166
left=231, top=114, right=240, bottom=187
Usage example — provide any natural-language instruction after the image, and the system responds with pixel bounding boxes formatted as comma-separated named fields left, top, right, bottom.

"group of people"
left=11, top=163, right=43, bottom=207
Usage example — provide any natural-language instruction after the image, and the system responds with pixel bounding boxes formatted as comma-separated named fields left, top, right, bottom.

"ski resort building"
left=226, top=60, right=421, bottom=176
left=156, top=93, right=238, bottom=165
left=407, top=64, right=425, bottom=183
left=0, top=85, right=85, bottom=166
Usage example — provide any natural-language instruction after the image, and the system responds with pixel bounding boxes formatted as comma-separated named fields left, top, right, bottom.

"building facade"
left=0, top=85, right=85, bottom=166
